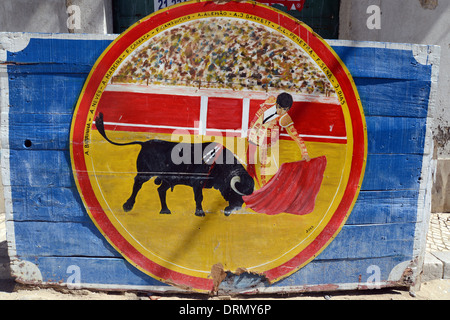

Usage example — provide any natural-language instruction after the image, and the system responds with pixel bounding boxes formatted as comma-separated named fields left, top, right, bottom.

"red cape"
left=243, top=156, right=327, bottom=216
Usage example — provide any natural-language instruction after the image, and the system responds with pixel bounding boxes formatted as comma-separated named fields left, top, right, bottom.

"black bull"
left=95, top=113, right=255, bottom=217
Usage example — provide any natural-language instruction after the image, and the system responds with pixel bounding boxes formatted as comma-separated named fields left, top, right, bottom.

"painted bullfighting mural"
left=70, top=0, right=367, bottom=292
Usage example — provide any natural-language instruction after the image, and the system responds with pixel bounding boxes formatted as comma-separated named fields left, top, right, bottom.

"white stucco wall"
left=0, top=0, right=113, bottom=34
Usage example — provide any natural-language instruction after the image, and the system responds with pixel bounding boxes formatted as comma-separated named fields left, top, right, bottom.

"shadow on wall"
left=0, top=240, right=14, bottom=293
left=432, top=159, right=450, bottom=213
left=419, top=0, right=439, bottom=10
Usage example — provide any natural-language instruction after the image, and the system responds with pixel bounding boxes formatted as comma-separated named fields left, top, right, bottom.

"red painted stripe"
left=290, top=101, right=346, bottom=137
left=205, top=129, right=241, bottom=138
left=207, top=97, right=242, bottom=130
left=249, top=99, right=346, bottom=138
left=94, top=91, right=346, bottom=142
left=286, top=136, right=347, bottom=144
left=96, top=91, right=201, bottom=128
left=98, top=124, right=198, bottom=136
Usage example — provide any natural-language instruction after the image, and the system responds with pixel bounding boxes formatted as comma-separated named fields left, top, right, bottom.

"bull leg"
left=123, top=174, right=150, bottom=212
left=193, top=184, right=205, bottom=217
left=157, top=180, right=171, bottom=214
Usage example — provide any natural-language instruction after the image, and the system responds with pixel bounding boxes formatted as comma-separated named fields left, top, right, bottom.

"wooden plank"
left=5, top=150, right=425, bottom=193
left=10, top=186, right=87, bottom=222
left=361, top=154, right=424, bottom=191
left=24, top=255, right=412, bottom=291
left=331, top=46, right=433, bottom=81
left=347, top=190, right=420, bottom=225
left=366, top=116, right=427, bottom=155
left=316, top=223, right=416, bottom=261
left=273, top=255, right=411, bottom=289
left=6, top=37, right=433, bottom=84
left=6, top=77, right=431, bottom=122
left=6, top=37, right=112, bottom=64
left=11, top=219, right=414, bottom=262
left=7, top=73, right=86, bottom=114
left=7, top=66, right=432, bottom=120
left=6, top=151, right=423, bottom=200
left=8, top=113, right=71, bottom=150
left=32, top=256, right=168, bottom=288
left=5, top=112, right=427, bottom=155
left=355, top=78, right=431, bottom=118
left=9, top=187, right=420, bottom=226
left=7, top=150, right=73, bottom=188
left=12, top=221, right=120, bottom=258
left=7, top=63, right=93, bottom=75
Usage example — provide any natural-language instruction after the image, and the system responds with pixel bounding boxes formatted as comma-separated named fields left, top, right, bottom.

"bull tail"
left=94, top=112, right=143, bottom=147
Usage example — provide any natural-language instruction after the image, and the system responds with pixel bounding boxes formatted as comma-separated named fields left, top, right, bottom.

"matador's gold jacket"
left=248, top=96, right=309, bottom=158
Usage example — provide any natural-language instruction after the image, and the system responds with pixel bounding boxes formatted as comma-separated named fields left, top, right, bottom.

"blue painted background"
left=5, top=36, right=432, bottom=289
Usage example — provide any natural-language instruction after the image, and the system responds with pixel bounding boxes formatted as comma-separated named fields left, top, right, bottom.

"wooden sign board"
left=0, top=1, right=439, bottom=294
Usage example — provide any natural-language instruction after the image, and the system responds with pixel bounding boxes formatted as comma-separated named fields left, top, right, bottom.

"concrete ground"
left=0, top=212, right=449, bottom=300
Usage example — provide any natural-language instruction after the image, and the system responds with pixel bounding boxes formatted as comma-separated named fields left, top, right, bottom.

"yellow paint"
left=86, top=130, right=348, bottom=278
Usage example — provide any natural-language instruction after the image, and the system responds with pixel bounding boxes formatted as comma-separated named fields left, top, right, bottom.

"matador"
left=247, top=92, right=311, bottom=186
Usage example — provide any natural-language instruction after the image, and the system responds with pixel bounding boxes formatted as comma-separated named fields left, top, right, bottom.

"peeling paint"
left=210, top=263, right=227, bottom=294
left=209, top=263, right=269, bottom=295
left=164, top=279, right=194, bottom=292
left=218, top=269, right=269, bottom=294
left=434, top=126, right=450, bottom=149
left=9, top=258, right=42, bottom=284
left=419, top=0, right=438, bottom=10
left=399, top=268, right=415, bottom=287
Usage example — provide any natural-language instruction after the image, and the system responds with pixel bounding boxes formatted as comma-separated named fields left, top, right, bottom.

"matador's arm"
left=279, top=114, right=311, bottom=162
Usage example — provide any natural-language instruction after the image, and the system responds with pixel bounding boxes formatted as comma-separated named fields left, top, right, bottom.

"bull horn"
left=230, top=176, right=246, bottom=196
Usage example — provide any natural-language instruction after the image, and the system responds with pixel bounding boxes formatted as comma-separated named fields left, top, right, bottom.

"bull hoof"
left=195, top=209, right=205, bottom=217
left=160, top=208, right=171, bottom=214
left=123, top=202, right=134, bottom=212
left=224, top=206, right=240, bottom=216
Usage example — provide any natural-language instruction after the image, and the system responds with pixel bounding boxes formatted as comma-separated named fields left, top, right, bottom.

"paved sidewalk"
left=423, top=213, right=450, bottom=282
left=426, top=213, right=450, bottom=252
